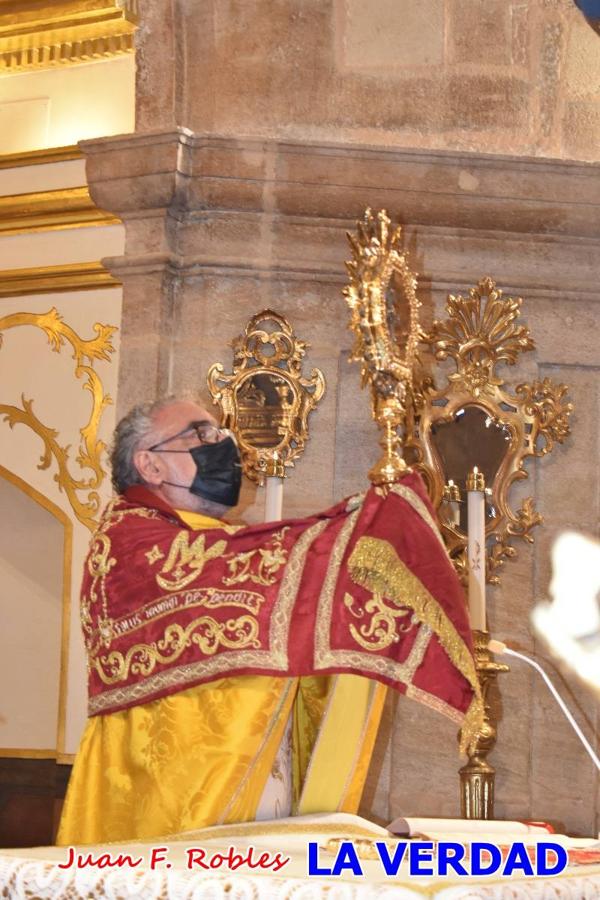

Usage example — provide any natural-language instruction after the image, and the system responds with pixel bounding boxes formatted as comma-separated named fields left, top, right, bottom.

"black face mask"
left=187, top=437, right=242, bottom=507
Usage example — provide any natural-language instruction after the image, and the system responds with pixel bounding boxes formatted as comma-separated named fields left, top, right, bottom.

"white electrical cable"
left=488, top=639, right=600, bottom=773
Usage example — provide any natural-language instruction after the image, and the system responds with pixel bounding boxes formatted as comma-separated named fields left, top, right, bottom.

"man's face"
left=134, top=400, right=230, bottom=516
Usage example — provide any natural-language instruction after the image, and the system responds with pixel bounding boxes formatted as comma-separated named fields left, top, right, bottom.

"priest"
left=57, top=396, right=481, bottom=845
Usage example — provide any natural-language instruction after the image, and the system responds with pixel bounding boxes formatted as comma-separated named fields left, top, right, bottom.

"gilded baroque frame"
left=408, top=277, right=573, bottom=584
left=207, top=310, right=325, bottom=482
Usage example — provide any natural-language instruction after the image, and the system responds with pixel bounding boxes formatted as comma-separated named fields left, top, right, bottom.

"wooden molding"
left=0, top=261, right=121, bottom=296
left=0, top=186, right=120, bottom=235
left=0, top=145, right=82, bottom=169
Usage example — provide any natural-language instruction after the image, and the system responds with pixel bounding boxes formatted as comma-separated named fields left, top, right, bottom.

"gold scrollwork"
left=425, top=278, right=534, bottom=397
left=207, top=310, right=325, bottom=483
left=343, top=591, right=413, bottom=651
left=223, top=528, right=289, bottom=586
left=93, top=615, right=260, bottom=685
left=411, top=276, right=573, bottom=585
left=343, top=209, right=423, bottom=488
left=0, top=308, right=117, bottom=530
left=87, top=533, right=116, bottom=578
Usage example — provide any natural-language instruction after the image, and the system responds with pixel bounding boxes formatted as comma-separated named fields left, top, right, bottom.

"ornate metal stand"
left=459, top=630, right=509, bottom=819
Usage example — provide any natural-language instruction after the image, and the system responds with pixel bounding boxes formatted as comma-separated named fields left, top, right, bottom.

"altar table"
left=1, top=813, right=600, bottom=899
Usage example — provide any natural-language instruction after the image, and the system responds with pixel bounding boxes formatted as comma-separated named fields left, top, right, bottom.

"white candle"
left=260, top=465, right=291, bottom=818
left=466, top=467, right=486, bottom=631
left=265, top=476, right=284, bottom=522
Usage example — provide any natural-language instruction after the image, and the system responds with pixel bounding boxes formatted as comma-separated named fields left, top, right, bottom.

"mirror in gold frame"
left=234, top=371, right=295, bottom=451
left=207, top=310, right=325, bottom=483
left=408, top=277, right=573, bottom=585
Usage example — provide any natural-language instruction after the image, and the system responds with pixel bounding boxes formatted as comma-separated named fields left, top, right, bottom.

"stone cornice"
left=81, top=130, right=600, bottom=241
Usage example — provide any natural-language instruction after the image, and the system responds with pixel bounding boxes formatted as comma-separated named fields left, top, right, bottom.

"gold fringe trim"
left=348, top=536, right=483, bottom=753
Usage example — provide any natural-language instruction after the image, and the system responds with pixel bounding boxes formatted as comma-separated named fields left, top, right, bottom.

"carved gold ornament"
left=207, top=310, right=325, bottom=483
left=410, top=276, right=573, bottom=585
left=0, top=1, right=138, bottom=73
left=0, top=307, right=117, bottom=530
left=343, top=209, right=423, bottom=489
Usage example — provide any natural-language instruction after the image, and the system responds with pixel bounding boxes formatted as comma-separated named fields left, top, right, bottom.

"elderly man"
left=58, top=396, right=479, bottom=845
left=57, top=397, right=387, bottom=844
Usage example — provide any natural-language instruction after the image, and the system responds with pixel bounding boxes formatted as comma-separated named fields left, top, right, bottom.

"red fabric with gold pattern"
left=82, top=473, right=483, bottom=743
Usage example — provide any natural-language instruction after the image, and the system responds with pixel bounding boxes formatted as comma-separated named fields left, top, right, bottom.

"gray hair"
left=110, top=397, right=179, bottom=494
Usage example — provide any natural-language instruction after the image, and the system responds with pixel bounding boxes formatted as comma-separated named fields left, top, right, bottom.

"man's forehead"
left=152, top=401, right=215, bottom=435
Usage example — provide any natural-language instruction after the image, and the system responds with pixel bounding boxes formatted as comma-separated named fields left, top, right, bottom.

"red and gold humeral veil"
left=83, top=472, right=483, bottom=750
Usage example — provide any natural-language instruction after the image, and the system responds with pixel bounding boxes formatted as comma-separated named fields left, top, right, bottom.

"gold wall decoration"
left=207, top=310, right=325, bottom=482
left=0, top=145, right=81, bottom=169
left=0, top=261, right=120, bottom=297
left=0, top=307, right=116, bottom=530
left=343, top=208, right=423, bottom=489
left=0, top=187, right=120, bottom=235
left=0, top=1, right=138, bottom=73
left=410, top=276, right=573, bottom=584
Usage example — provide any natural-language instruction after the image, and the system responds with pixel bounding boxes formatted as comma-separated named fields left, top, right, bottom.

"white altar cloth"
left=2, top=813, right=600, bottom=899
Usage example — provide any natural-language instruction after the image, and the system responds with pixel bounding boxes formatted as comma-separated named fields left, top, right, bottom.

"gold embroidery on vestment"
left=156, top=531, right=228, bottom=591
left=145, top=544, right=164, bottom=565
left=406, top=683, right=464, bottom=723
left=314, top=510, right=361, bottom=666
left=270, top=518, right=330, bottom=666
left=93, top=614, right=260, bottom=685
left=347, top=535, right=483, bottom=752
left=386, top=483, right=449, bottom=555
left=344, top=590, right=413, bottom=651
left=93, top=587, right=266, bottom=642
left=87, top=533, right=115, bottom=578
left=223, top=527, right=289, bottom=586
left=87, top=517, right=331, bottom=713
left=99, top=501, right=161, bottom=531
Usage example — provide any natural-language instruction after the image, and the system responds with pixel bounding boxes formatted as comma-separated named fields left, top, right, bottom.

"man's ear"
left=133, top=449, right=163, bottom=487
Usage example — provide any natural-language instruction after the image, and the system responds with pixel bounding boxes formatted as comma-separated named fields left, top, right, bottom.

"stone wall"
left=82, top=0, right=600, bottom=836
left=136, top=0, right=600, bottom=161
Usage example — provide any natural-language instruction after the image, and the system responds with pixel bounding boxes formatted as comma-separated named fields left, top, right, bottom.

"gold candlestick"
left=441, top=479, right=461, bottom=528
left=459, top=630, right=509, bottom=819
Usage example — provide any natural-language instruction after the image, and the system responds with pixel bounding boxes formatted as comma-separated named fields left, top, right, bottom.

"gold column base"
left=459, top=629, right=509, bottom=820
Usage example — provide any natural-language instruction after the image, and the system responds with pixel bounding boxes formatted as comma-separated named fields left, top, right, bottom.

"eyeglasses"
left=147, top=421, right=229, bottom=452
